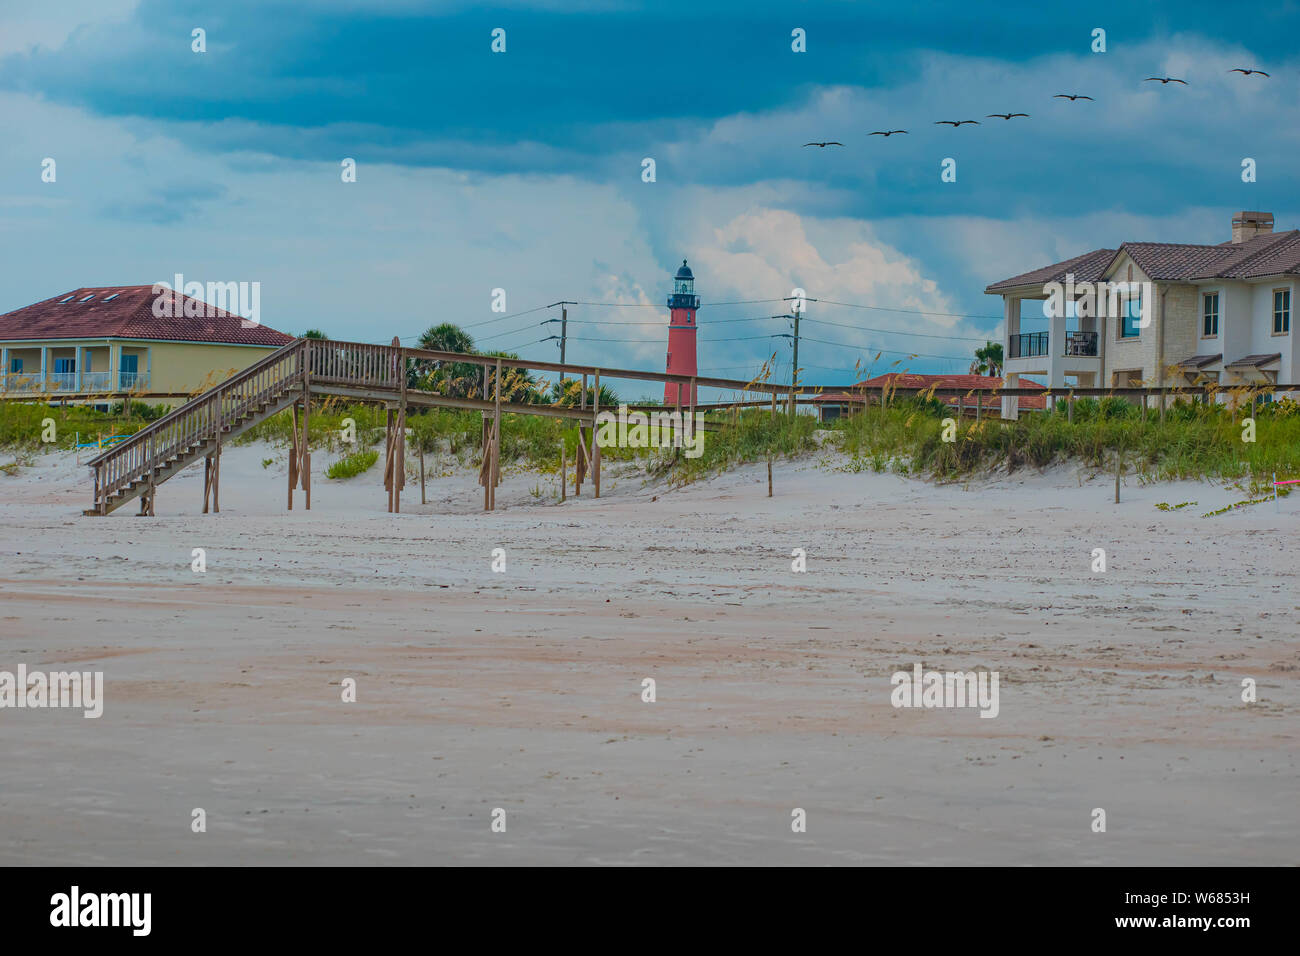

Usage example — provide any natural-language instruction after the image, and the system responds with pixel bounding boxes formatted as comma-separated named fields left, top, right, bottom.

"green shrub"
left=326, top=449, right=379, bottom=479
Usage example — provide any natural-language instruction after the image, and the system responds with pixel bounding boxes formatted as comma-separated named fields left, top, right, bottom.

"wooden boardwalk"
left=83, top=337, right=786, bottom=516
left=84, top=335, right=1296, bottom=516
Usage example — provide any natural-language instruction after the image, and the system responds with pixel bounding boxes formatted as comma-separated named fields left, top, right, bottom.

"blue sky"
left=2, top=0, right=1297, bottom=391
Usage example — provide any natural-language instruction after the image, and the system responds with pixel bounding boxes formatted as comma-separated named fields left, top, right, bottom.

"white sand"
left=0, top=441, right=1296, bottom=865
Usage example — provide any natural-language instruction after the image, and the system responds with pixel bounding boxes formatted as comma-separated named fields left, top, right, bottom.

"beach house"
left=985, top=211, right=1299, bottom=417
left=813, top=372, right=1047, bottom=422
left=0, top=285, right=295, bottom=404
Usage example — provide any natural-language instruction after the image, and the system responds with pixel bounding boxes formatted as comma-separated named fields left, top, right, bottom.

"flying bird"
left=1053, top=93, right=1093, bottom=101
left=987, top=112, right=1029, bottom=120
left=934, top=119, right=980, bottom=126
left=1228, top=68, right=1270, bottom=77
left=802, top=141, right=844, bottom=147
left=1144, top=76, right=1188, bottom=85
left=869, top=130, right=908, bottom=137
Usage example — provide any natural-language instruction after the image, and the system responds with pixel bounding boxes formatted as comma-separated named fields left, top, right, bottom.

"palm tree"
left=480, top=350, right=543, bottom=403
left=550, top=379, right=620, bottom=408
left=411, top=323, right=478, bottom=394
left=301, top=329, right=328, bottom=339
left=970, top=341, right=1004, bottom=377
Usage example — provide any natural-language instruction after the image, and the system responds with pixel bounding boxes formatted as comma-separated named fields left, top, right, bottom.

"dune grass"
left=325, top=449, right=379, bottom=479
left=832, top=395, right=1300, bottom=484
left=5, top=392, right=1297, bottom=490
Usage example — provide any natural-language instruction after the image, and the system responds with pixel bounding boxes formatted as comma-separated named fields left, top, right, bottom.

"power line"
left=801, top=315, right=992, bottom=342
left=796, top=334, right=970, bottom=362
left=807, top=297, right=1003, bottom=321
left=477, top=320, right=545, bottom=343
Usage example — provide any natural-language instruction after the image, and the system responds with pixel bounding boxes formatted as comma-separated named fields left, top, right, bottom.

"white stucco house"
left=985, top=211, right=1298, bottom=418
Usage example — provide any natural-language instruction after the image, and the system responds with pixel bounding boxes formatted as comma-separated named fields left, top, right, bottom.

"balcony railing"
left=1065, top=331, right=1099, bottom=356
left=1009, top=332, right=1049, bottom=358
left=0, top=370, right=148, bottom=393
left=1, top=372, right=42, bottom=392
left=1009, top=331, right=1099, bottom=359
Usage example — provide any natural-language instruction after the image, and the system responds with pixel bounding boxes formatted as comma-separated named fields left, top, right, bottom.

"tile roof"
left=1174, top=354, right=1221, bottom=369
left=988, top=229, right=1300, bottom=293
left=814, top=373, right=1048, bottom=410
left=984, top=248, right=1115, bottom=293
left=0, top=285, right=295, bottom=347
left=1225, top=353, right=1281, bottom=368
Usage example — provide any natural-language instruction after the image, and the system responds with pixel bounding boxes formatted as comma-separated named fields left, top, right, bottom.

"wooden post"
left=768, top=388, right=777, bottom=497
left=303, top=365, right=311, bottom=510
left=288, top=402, right=300, bottom=510
left=394, top=337, right=405, bottom=514
left=1067, top=392, right=1074, bottom=423
left=1114, top=450, right=1122, bottom=504
left=560, top=439, right=566, bottom=502
left=385, top=407, right=395, bottom=513
left=491, top=356, right=502, bottom=510
left=976, top=391, right=982, bottom=422
left=482, top=406, right=491, bottom=512
left=419, top=444, right=426, bottom=505
left=592, top=368, right=601, bottom=499
left=956, top=394, right=963, bottom=420
left=213, top=407, right=222, bottom=514
left=203, top=455, right=213, bottom=514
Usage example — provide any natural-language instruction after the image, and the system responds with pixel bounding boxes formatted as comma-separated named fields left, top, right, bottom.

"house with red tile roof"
left=0, top=285, right=295, bottom=402
left=812, top=372, right=1047, bottom=422
left=985, top=211, right=1298, bottom=417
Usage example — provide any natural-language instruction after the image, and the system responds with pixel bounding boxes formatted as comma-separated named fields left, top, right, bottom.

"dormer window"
left=102, top=293, right=120, bottom=301
left=59, top=295, right=75, bottom=303
left=80, top=294, right=95, bottom=302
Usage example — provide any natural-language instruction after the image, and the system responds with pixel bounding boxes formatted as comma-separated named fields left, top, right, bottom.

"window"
left=9, top=358, right=22, bottom=373
left=120, top=354, right=139, bottom=373
left=58, top=295, right=75, bottom=303
left=102, top=293, right=119, bottom=301
left=1120, top=292, right=1143, bottom=338
left=1273, top=289, right=1291, bottom=334
left=54, top=358, right=75, bottom=373
left=1202, top=292, right=1219, bottom=337
left=80, top=294, right=95, bottom=302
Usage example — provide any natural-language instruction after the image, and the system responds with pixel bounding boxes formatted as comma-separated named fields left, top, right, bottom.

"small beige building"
left=986, top=212, right=1298, bottom=416
left=0, top=285, right=295, bottom=403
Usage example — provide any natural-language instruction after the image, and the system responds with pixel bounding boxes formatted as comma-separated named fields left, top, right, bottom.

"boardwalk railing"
left=86, top=340, right=308, bottom=513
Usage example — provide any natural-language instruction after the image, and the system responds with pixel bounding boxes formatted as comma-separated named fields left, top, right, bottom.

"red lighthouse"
left=664, top=259, right=700, bottom=404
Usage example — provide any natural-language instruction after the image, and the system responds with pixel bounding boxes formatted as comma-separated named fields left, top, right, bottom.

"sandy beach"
left=1, top=442, right=1296, bottom=865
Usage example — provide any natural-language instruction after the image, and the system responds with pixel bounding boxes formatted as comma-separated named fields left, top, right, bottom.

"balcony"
left=1008, top=331, right=1098, bottom=359
left=0, top=372, right=42, bottom=392
left=0, top=370, right=148, bottom=394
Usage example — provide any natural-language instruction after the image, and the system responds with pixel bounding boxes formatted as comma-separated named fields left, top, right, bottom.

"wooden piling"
left=593, top=371, right=603, bottom=495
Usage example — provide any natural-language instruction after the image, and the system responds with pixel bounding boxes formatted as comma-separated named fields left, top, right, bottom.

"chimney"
left=1231, top=210, right=1274, bottom=244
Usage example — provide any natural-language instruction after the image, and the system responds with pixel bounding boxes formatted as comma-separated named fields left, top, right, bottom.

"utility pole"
left=547, top=301, right=572, bottom=390
left=790, top=305, right=801, bottom=414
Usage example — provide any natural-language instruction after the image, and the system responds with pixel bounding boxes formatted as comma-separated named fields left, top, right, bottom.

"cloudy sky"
left=1, top=0, right=1296, bottom=392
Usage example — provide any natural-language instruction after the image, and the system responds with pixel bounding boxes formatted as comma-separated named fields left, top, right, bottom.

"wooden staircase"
left=85, top=340, right=308, bottom=515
